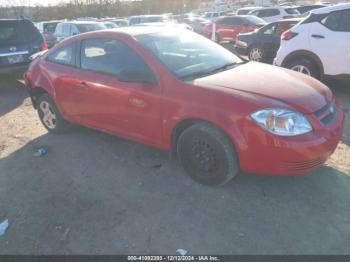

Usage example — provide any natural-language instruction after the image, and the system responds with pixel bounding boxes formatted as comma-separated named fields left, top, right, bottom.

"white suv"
left=248, top=6, right=300, bottom=23
left=274, top=4, right=350, bottom=80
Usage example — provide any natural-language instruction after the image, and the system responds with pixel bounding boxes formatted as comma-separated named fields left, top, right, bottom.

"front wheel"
left=37, top=93, right=70, bottom=133
left=177, top=122, right=239, bottom=186
left=249, top=46, right=264, bottom=62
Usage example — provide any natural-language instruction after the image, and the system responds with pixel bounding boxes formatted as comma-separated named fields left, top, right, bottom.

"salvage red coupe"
left=25, top=27, right=344, bottom=186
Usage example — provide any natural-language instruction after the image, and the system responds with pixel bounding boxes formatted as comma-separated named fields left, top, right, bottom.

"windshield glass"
left=244, top=15, right=266, bottom=25
left=43, top=22, right=59, bottom=33
left=136, top=30, right=242, bottom=81
left=285, top=8, right=300, bottom=15
left=143, top=16, right=165, bottom=23
left=76, top=23, right=105, bottom=33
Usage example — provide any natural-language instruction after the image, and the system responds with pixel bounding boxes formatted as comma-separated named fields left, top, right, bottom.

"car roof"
left=80, top=26, right=183, bottom=38
left=311, top=3, right=350, bottom=14
left=238, top=6, right=262, bottom=10
left=62, top=20, right=102, bottom=24
left=277, top=18, right=302, bottom=22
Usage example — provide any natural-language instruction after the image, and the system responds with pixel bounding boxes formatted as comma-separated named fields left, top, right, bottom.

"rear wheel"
left=286, top=58, right=320, bottom=79
left=177, top=122, right=239, bottom=186
left=37, top=94, right=70, bottom=133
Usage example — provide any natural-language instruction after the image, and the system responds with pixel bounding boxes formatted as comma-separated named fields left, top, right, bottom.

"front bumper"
left=236, top=101, right=345, bottom=176
left=234, top=45, right=248, bottom=56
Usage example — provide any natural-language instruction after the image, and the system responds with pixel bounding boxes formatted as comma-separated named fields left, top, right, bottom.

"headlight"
left=251, top=109, right=312, bottom=136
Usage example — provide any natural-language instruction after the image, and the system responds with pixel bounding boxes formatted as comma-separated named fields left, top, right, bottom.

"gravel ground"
left=0, top=76, right=349, bottom=255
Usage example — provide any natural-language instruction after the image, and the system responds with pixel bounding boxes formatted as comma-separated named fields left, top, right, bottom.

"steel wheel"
left=177, top=122, right=239, bottom=186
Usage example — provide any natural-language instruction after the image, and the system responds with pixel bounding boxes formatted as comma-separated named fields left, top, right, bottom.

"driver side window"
left=80, top=38, right=155, bottom=82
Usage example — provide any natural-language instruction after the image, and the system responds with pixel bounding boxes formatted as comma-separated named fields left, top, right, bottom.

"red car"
left=25, top=27, right=344, bottom=186
left=204, top=15, right=266, bottom=42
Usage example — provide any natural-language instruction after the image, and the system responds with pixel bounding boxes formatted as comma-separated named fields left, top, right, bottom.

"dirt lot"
left=0, top=77, right=349, bottom=254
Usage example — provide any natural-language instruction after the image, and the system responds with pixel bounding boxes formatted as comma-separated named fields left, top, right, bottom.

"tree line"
left=0, top=0, right=204, bottom=21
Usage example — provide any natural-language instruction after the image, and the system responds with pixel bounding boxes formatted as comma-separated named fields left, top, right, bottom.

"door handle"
left=312, top=34, right=325, bottom=39
left=77, top=81, right=88, bottom=89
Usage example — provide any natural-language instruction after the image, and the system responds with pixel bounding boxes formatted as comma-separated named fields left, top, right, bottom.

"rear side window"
left=321, top=10, right=350, bottom=31
left=0, top=20, right=40, bottom=45
left=217, top=17, right=241, bottom=25
left=55, top=23, right=63, bottom=35
left=80, top=38, right=153, bottom=79
left=47, top=43, right=76, bottom=66
left=237, top=9, right=250, bottom=15
left=259, top=9, right=280, bottom=17
left=62, top=24, right=71, bottom=36
left=285, top=8, right=300, bottom=15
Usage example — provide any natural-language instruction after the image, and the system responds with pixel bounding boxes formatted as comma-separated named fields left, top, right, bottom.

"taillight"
left=41, top=40, right=48, bottom=50
left=281, top=30, right=298, bottom=40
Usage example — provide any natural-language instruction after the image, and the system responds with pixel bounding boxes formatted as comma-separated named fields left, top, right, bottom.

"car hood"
left=193, top=62, right=332, bottom=114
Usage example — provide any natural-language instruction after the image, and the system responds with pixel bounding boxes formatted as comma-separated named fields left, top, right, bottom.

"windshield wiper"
left=179, top=62, right=238, bottom=81
left=208, top=62, right=238, bottom=74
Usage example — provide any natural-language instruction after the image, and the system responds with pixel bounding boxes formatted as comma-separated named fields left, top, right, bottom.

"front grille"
left=313, top=101, right=336, bottom=126
left=280, top=158, right=325, bottom=172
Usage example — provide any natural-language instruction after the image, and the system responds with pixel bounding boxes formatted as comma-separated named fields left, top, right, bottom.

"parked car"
left=274, top=3, right=350, bottom=80
left=102, top=21, right=118, bottom=29
left=108, top=19, right=129, bottom=27
left=236, top=7, right=262, bottom=15
left=235, top=18, right=300, bottom=63
left=173, top=13, right=199, bottom=23
left=24, top=27, right=344, bottom=186
left=295, top=4, right=326, bottom=14
left=183, top=17, right=211, bottom=34
left=35, top=20, right=60, bottom=48
left=204, top=15, right=266, bottom=42
left=54, top=21, right=106, bottom=42
left=129, top=15, right=170, bottom=26
left=0, top=19, right=47, bottom=76
left=202, top=11, right=227, bottom=22
left=248, top=6, right=300, bottom=22
left=134, top=22, right=193, bottom=31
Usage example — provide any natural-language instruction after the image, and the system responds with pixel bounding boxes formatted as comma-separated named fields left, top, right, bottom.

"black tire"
left=37, top=93, right=70, bottom=133
left=214, top=33, right=221, bottom=43
left=248, top=45, right=264, bottom=62
left=286, top=58, right=320, bottom=79
left=177, top=122, right=239, bottom=186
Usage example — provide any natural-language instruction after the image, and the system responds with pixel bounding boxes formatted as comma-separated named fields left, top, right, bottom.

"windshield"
left=142, top=16, right=165, bottom=23
left=285, top=8, right=300, bottom=15
left=244, top=15, right=266, bottom=25
left=76, top=23, right=105, bottom=33
left=43, top=22, right=59, bottom=33
left=136, top=30, right=242, bottom=81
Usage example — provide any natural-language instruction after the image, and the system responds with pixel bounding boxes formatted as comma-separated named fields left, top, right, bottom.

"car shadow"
left=0, top=128, right=350, bottom=254
left=0, top=76, right=27, bottom=117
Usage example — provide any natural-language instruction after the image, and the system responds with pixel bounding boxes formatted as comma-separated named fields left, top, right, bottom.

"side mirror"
left=118, top=69, right=157, bottom=85
left=72, top=32, right=78, bottom=36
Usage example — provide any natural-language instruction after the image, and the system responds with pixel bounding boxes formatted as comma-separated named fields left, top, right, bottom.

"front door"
left=74, top=38, right=164, bottom=147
